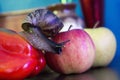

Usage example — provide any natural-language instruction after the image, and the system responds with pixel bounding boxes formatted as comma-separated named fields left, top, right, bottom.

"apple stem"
left=68, top=25, right=73, bottom=31
left=93, top=21, right=100, bottom=28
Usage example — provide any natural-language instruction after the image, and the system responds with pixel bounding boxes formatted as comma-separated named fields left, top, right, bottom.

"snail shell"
left=23, top=9, right=64, bottom=37
left=21, top=9, right=69, bottom=54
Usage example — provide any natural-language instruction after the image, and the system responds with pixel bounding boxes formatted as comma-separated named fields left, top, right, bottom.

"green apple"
left=84, top=27, right=116, bottom=67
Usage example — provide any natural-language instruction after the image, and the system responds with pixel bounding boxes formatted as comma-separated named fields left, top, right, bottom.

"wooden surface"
left=0, top=13, right=27, bottom=32
left=0, top=8, right=38, bottom=32
left=26, top=67, right=119, bottom=80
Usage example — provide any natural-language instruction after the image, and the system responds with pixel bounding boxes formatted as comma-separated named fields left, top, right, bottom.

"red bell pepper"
left=0, top=28, right=46, bottom=79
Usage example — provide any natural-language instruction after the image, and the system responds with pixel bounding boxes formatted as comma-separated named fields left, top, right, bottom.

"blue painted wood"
left=0, top=0, right=59, bottom=13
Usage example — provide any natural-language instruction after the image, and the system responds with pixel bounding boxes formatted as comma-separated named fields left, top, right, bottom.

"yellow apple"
left=84, top=27, right=116, bottom=67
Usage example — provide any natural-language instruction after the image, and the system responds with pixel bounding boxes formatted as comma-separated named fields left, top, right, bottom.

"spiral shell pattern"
left=23, top=9, right=63, bottom=36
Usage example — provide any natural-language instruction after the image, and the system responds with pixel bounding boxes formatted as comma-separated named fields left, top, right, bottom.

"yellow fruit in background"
left=85, top=27, right=116, bottom=67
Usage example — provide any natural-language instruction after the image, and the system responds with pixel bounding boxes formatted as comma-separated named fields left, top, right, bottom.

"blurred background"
left=0, top=0, right=119, bottom=70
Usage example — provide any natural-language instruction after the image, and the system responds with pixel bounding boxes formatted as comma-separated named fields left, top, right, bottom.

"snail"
left=23, top=9, right=63, bottom=37
left=20, top=9, right=69, bottom=54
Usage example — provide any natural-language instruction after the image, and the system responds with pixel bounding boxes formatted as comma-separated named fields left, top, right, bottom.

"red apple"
left=45, top=29, right=95, bottom=74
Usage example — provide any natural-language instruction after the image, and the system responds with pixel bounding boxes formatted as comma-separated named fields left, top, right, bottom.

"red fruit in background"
left=0, top=28, right=46, bottom=79
left=45, top=29, right=95, bottom=74
left=80, top=0, right=103, bottom=28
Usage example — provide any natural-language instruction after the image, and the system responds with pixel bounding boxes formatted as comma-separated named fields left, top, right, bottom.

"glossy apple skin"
left=45, top=29, right=95, bottom=74
left=0, top=29, right=46, bottom=79
left=85, top=27, right=116, bottom=67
